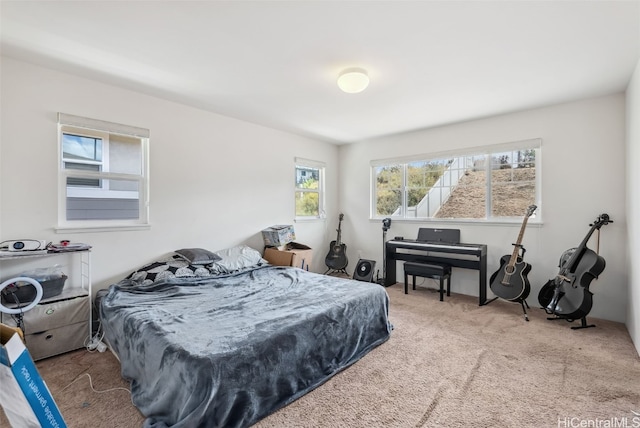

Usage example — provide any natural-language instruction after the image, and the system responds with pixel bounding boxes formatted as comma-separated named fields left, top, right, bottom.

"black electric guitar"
left=325, top=213, right=348, bottom=271
left=489, top=204, right=537, bottom=302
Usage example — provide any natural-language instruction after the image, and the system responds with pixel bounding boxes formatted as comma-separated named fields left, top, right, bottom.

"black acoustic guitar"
left=489, top=205, right=537, bottom=302
left=325, top=213, right=348, bottom=271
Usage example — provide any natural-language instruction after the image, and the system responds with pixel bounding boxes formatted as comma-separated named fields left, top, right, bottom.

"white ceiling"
left=2, top=1, right=639, bottom=144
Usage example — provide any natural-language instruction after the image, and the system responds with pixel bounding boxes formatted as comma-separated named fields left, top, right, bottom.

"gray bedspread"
left=99, top=266, right=392, bottom=427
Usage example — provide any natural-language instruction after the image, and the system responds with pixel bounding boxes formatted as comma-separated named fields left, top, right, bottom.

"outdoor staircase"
left=405, top=156, right=471, bottom=218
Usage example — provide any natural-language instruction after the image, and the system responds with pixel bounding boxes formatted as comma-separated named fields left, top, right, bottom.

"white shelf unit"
left=0, top=249, right=92, bottom=360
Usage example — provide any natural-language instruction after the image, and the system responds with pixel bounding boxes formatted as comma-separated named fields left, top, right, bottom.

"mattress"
left=99, top=265, right=392, bottom=427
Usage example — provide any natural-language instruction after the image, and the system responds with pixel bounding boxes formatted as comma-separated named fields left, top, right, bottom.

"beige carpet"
left=2, top=282, right=639, bottom=427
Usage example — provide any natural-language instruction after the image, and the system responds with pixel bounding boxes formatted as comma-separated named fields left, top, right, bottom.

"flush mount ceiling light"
left=337, top=68, right=369, bottom=93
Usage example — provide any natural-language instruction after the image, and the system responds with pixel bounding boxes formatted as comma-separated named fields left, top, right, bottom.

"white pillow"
left=212, top=245, right=266, bottom=273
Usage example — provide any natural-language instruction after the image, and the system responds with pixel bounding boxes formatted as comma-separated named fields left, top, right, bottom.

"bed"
left=98, top=246, right=392, bottom=428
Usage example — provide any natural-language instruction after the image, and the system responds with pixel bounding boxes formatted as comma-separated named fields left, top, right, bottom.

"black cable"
left=5, top=290, right=27, bottom=337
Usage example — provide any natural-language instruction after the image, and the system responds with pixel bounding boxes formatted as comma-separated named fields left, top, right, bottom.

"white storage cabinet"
left=0, top=250, right=91, bottom=360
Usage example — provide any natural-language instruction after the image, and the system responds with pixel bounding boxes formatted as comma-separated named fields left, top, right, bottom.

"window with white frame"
left=372, top=139, right=540, bottom=221
left=57, top=113, right=150, bottom=231
left=295, top=158, right=325, bottom=219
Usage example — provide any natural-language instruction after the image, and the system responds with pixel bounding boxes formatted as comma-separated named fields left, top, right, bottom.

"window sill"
left=294, top=217, right=326, bottom=223
left=368, top=217, right=543, bottom=227
left=55, top=224, right=151, bottom=234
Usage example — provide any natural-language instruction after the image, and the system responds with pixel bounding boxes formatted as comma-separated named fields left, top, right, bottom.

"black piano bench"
left=403, top=262, right=452, bottom=301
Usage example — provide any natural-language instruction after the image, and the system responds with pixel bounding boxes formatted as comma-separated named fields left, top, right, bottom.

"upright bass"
left=538, top=213, right=612, bottom=328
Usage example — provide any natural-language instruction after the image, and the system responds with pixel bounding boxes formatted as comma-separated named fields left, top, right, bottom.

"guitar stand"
left=546, top=315, right=595, bottom=330
left=514, top=245, right=530, bottom=321
left=324, top=268, right=349, bottom=277
left=488, top=297, right=529, bottom=321
left=519, top=299, right=530, bottom=322
left=489, top=244, right=530, bottom=321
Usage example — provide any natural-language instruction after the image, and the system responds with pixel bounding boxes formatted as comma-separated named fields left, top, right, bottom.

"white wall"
left=339, top=94, right=627, bottom=322
left=0, top=55, right=3, bottom=242
left=626, top=58, right=640, bottom=354
left=0, top=57, right=338, bottom=290
left=0, top=56, right=633, bottom=327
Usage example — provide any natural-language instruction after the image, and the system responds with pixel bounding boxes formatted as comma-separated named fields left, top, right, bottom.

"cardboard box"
left=263, top=242, right=313, bottom=271
left=0, top=324, right=67, bottom=427
left=261, top=225, right=296, bottom=247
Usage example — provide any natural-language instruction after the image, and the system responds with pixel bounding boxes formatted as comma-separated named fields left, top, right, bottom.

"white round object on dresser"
left=0, top=276, right=43, bottom=314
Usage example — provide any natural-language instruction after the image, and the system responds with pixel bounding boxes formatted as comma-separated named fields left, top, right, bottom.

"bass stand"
left=542, top=277, right=596, bottom=329
left=376, top=218, right=392, bottom=287
left=545, top=315, right=596, bottom=330
left=571, top=317, right=595, bottom=330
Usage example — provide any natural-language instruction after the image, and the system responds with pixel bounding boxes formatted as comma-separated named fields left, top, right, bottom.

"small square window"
left=57, top=114, right=149, bottom=231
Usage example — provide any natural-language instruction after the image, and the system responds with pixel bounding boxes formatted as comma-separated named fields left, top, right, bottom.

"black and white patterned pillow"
left=126, top=254, right=212, bottom=285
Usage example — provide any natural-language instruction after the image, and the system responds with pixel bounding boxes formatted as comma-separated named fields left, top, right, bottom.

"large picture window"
left=372, top=139, right=540, bottom=221
left=57, top=113, right=150, bottom=231
left=295, top=158, right=325, bottom=220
